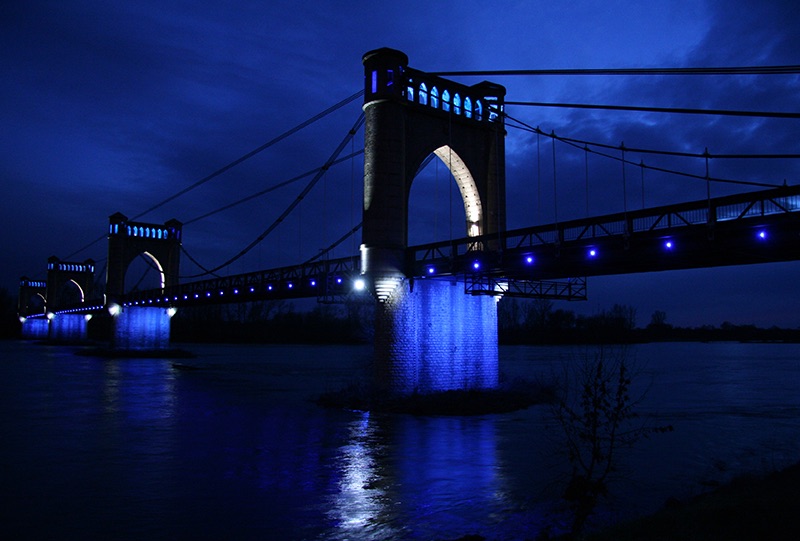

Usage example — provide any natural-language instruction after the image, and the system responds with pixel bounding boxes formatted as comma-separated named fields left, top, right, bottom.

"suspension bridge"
left=17, top=48, right=800, bottom=394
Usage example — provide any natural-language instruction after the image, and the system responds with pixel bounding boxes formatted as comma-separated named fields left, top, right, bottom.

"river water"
left=2, top=340, right=799, bottom=540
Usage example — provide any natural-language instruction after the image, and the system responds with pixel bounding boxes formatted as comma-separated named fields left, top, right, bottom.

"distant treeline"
left=0, top=287, right=18, bottom=339
left=169, top=299, right=373, bottom=345
left=3, top=286, right=800, bottom=344
left=159, top=297, right=800, bottom=345
left=498, top=298, right=800, bottom=344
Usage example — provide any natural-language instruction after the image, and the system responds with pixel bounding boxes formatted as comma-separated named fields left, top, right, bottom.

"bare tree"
left=552, top=346, right=672, bottom=537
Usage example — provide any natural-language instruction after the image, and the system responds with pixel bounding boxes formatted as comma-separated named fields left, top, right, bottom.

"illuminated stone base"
left=112, top=306, right=171, bottom=350
left=48, top=314, right=88, bottom=342
left=21, top=318, right=49, bottom=340
left=374, top=278, right=499, bottom=395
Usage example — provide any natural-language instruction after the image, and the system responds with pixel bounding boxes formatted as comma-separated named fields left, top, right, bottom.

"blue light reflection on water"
left=2, top=341, right=800, bottom=539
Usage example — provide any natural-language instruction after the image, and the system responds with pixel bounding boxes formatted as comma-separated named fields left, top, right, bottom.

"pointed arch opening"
left=57, top=279, right=85, bottom=307
left=433, top=145, right=482, bottom=238
left=408, top=145, right=483, bottom=246
left=124, top=251, right=166, bottom=295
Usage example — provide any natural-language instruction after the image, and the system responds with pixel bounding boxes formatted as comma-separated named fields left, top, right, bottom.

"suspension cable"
left=350, top=129, right=357, bottom=256
left=59, top=91, right=364, bottom=263
left=432, top=65, right=800, bottom=77
left=536, top=127, right=542, bottom=220
left=181, top=113, right=366, bottom=278
left=131, top=89, right=364, bottom=221
left=503, top=113, right=786, bottom=188
left=504, top=113, right=800, bottom=160
left=129, top=253, right=162, bottom=291
left=63, top=236, right=105, bottom=261
left=92, top=260, right=107, bottom=292
left=504, top=100, right=800, bottom=119
left=640, top=160, right=646, bottom=209
left=182, top=150, right=363, bottom=225
left=180, top=246, right=221, bottom=278
left=621, top=142, right=628, bottom=215
left=584, top=145, right=590, bottom=215
left=552, top=130, right=558, bottom=223
left=304, top=223, right=362, bottom=264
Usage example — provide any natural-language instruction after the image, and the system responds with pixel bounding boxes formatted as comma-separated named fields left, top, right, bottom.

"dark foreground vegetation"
left=442, top=460, right=800, bottom=540
left=578, top=460, right=800, bottom=541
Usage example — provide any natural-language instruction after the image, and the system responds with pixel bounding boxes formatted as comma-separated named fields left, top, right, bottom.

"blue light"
left=525, top=255, right=534, bottom=264
left=664, top=240, right=673, bottom=250
left=268, top=285, right=273, bottom=291
left=757, top=230, right=768, bottom=240
left=427, top=266, right=435, bottom=275
left=588, top=248, right=598, bottom=258
left=310, top=280, right=316, bottom=287
left=336, top=277, right=343, bottom=284
left=249, top=287, right=255, bottom=293
left=233, top=289, right=239, bottom=294
left=288, top=283, right=293, bottom=289
left=473, top=261, right=481, bottom=270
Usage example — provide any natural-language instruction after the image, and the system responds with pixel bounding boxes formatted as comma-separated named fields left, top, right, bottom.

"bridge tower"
left=17, top=277, right=48, bottom=339
left=360, top=48, right=507, bottom=394
left=42, top=256, right=96, bottom=341
left=45, top=256, right=96, bottom=310
left=106, top=212, right=182, bottom=350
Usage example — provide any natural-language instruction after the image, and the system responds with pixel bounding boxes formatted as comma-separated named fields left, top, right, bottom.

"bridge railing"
left=50, top=186, right=799, bottom=312
left=408, top=185, right=800, bottom=267
left=121, top=255, right=362, bottom=306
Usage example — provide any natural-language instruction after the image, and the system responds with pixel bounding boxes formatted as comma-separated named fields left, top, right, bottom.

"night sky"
left=2, top=1, right=798, bottom=328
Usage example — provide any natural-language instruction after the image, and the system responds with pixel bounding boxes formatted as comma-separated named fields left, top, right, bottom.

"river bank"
left=581, top=459, right=800, bottom=540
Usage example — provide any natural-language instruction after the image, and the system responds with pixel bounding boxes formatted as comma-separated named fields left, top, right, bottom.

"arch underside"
left=20, top=291, right=46, bottom=313
left=47, top=272, right=94, bottom=309
left=124, top=251, right=166, bottom=291
left=64, top=279, right=85, bottom=302
left=430, top=146, right=482, bottom=238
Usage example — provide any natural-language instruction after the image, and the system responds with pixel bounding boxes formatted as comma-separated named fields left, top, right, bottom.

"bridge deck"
left=43, top=185, right=800, bottom=315
left=411, top=184, right=800, bottom=282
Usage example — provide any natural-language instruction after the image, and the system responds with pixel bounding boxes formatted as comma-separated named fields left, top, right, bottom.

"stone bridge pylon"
left=359, top=48, right=507, bottom=394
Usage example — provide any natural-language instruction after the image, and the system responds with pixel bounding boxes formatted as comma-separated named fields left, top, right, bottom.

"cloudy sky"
left=2, top=0, right=798, bottom=327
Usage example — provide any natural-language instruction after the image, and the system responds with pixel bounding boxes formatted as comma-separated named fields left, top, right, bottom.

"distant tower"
left=17, top=276, right=47, bottom=317
left=105, top=212, right=182, bottom=303
left=105, top=213, right=183, bottom=350
left=45, top=256, right=95, bottom=311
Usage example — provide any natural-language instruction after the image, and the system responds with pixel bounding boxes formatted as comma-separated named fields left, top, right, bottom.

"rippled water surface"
left=2, top=340, right=800, bottom=539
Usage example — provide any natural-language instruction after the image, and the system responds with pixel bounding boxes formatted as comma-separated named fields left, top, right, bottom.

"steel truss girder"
left=464, top=274, right=587, bottom=300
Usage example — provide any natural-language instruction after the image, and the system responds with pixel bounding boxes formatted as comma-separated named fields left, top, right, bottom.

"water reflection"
left=329, top=412, right=396, bottom=539
left=329, top=412, right=504, bottom=540
left=7, top=341, right=799, bottom=539
left=102, top=359, right=176, bottom=424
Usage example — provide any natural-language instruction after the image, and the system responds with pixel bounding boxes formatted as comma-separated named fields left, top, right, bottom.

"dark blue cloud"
left=2, top=0, right=798, bottom=327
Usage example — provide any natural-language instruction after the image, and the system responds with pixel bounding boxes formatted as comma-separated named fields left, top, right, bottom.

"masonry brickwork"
left=112, top=306, right=171, bottom=350
left=374, top=279, right=498, bottom=394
